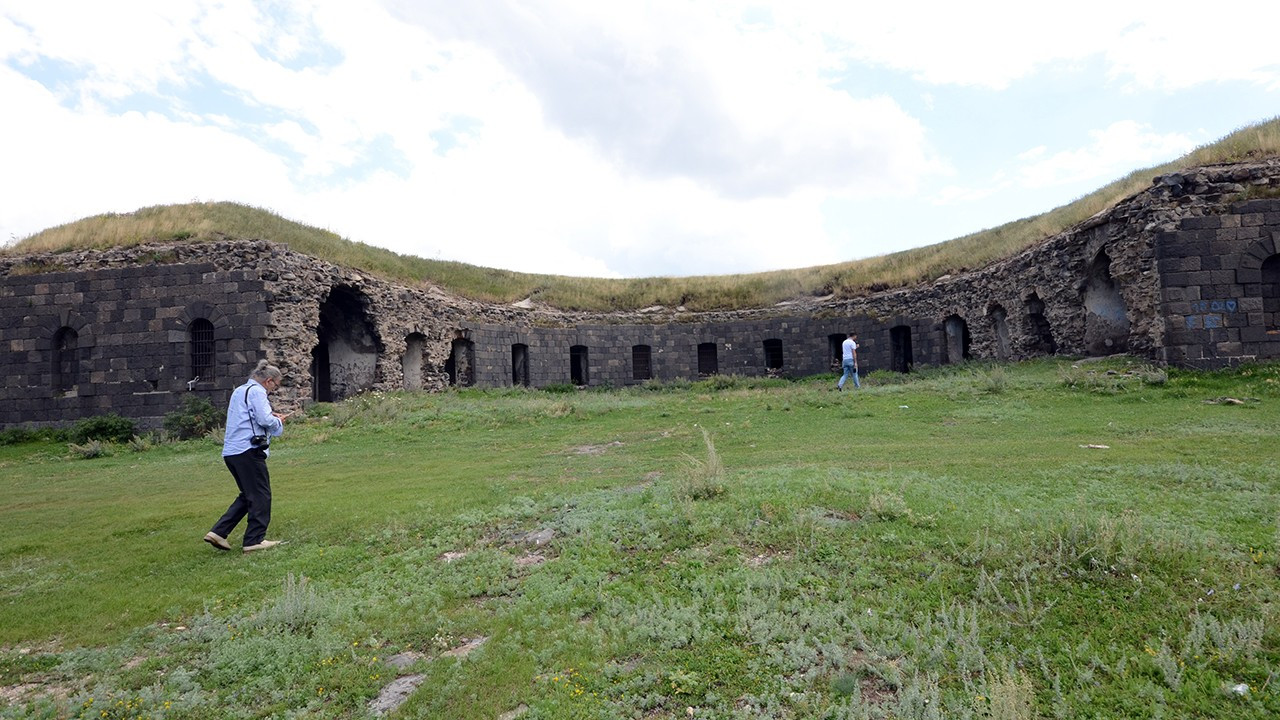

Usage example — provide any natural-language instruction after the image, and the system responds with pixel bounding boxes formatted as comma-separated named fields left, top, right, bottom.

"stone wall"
left=4, top=159, right=1280, bottom=428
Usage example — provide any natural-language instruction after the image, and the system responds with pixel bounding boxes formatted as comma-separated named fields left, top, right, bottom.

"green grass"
left=1, top=359, right=1279, bottom=718
left=6, top=118, right=1280, bottom=312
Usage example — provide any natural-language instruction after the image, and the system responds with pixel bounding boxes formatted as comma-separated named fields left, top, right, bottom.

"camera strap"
left=243, top=385, right=265, bottom=436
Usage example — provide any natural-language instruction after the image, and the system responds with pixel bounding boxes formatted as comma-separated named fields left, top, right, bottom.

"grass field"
left=1, top=358, right=1278, bottom=719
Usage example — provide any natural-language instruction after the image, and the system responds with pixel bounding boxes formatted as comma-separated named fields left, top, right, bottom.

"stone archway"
left=1025, top=293, right=1057, bottom=356
left=943, top=315, right=971, bottom=364
left=1082, top=250, right=1130, bottom=356
left=988, top=304, right=1011, bottom=360
left=312, top=285, right=381, bottom=402
left=403, top=333, right=427, bottom=391
left=889, top=325, right=913, bottom=373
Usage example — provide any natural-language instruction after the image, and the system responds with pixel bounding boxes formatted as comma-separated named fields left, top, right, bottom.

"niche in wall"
left=312, top=285, right=381, bottom=402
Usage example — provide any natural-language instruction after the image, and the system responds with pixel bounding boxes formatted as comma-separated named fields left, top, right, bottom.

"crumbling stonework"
left=3, top=160, right=1279, bottom=428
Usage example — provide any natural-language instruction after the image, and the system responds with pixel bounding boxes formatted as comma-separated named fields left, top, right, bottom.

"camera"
left=251, top=434, right=269, bottom=448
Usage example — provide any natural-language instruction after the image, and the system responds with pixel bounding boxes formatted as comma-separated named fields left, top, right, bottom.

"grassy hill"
left=6, top=117, right=1280, bottom=312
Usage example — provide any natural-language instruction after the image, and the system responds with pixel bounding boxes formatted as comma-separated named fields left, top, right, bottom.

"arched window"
left=448, top=338, right=475, bottom=387
left=512, top=344, right=530, bottom=387
left=1261, top=254, right=1280, bottom=329
left=943, top=315, right=971, bottom=364
left=189, top=318, right=215, bottom=381
left=632, top=344, right=652, bottom=381
left=53, top=326, right=80, bottom=392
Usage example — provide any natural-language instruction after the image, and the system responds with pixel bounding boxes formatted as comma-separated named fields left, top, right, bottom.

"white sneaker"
left=203, top=532, right=231, bottom=551
left=243, top=540, right=283, bottom=554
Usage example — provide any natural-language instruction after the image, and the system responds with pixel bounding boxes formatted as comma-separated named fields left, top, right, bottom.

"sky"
left=2, top=2, right=1279, bottom=278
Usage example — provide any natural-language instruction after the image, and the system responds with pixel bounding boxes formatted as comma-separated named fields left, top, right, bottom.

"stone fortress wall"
left=3, top=160, right=1279, bottom=429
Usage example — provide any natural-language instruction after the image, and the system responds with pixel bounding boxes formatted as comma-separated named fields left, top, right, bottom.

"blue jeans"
left=838, top=360, right=860, bottom=389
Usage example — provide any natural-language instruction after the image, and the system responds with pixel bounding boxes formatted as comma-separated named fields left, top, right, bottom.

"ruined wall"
left=4, top=160, right=1280, bottom=428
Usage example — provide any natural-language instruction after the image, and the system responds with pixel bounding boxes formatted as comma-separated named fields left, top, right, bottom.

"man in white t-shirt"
left=837, top=332, right=860, bottom=391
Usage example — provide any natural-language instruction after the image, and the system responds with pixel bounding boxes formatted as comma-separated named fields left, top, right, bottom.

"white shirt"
left=841, top=338, right=858, bottom=362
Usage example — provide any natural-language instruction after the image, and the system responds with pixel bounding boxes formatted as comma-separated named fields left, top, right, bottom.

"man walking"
left=204, top=359, right=288, bottom=554
left=837, top=332, right=860, bottom=391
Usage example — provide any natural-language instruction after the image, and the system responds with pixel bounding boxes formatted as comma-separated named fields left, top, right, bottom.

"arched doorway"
left=312, top=285, right=381, bottom=402
left=403, top=333, right=427, bottom=390
left=1025, top=293, right=1057, bottom=356
left=1082, top=250, right=1130, bottom=355
left=943, top=315, right=971, bottom=364
left=988, top=304, right=1011, bottom=360
left=890, top=325, right=913, bottom=373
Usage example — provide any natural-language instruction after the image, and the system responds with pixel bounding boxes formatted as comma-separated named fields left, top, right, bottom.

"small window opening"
left=190, top=318, right=215, bottom=380
left=632, top=344, right=652, bottom=381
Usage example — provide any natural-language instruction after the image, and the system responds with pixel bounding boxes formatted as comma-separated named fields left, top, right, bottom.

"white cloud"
left=1, top=0, right=1277, bottom=277
left=1015, top=121, right=1195, bottom=189
left=382, top=0, right=943, bottom=199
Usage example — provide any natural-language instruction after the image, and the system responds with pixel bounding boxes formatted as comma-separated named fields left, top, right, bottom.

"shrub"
left=69, top=413, right=136, bottom=444
left=542, top=382, right=577, bottom=394
left=0, top=426, right=67, bottom=445
left=68, top=439, right=112, bottom=459
left=163, top=395, right=222, bottom=440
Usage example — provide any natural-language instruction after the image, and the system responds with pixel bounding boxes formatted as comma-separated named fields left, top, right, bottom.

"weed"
left=984, top=665, right=1037, bottom=720
left=1181, top=612, right=1265, bottom=664
left=678, top=427, right=726, bottom=500
left=867, top=491, right=909, bottom=521
left=68, top=439, right=111, bottom=459
left=249, top=574, right=338, bottom=636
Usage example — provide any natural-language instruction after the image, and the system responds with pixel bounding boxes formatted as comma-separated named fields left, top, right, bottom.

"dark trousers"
left=212, top=449, right=272, bottom=546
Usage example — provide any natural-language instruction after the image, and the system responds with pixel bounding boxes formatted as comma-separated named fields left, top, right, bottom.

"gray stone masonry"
left=4, top=159, right=1280, bottom=428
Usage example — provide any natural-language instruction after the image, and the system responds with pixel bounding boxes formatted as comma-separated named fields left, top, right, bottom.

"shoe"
left=203, top=532, right=231, bottom=551
left=243, top=540, right=283, bottom=554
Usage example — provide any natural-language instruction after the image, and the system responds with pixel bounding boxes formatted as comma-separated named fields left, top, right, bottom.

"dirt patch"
left=441, top=636, right=488, bottom=658
left=744, top=550, right=791, bottom=568
left=570, top=441, right=623, bottom=455
left=0, top=683, right=42, bottom=704
left=514, top=553, right=546, bottom=568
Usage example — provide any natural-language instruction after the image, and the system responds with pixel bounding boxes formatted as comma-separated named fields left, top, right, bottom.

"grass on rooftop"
left=6, top=117, right=1280, bottom=312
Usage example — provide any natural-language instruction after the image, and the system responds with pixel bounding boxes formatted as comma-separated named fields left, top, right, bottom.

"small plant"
left=985, top=665, right=1037, bottom=719
left=250, top=574, right=333, bottom=635
left=980, top=365, right=1008, bottom=394
left=1149, top=642, right=1183, bottom=691
left=127, top=434, right=153, bottom=452
left=163, top=395, right=221, bottom=440
left=68, top=439, right=111, bottom=459
left=867, top=491, right=910, bottom=520
left=69, top=413, right=137, bottom=444
left=542, top=382, right=577, bottom=394
left=831, top=672, right=860, bottom=698
left=679, top=427, right=726, bottom=500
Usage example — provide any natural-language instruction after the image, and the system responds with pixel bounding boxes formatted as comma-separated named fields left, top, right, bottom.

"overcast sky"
left=2, top=1, right=1278, bottom=277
